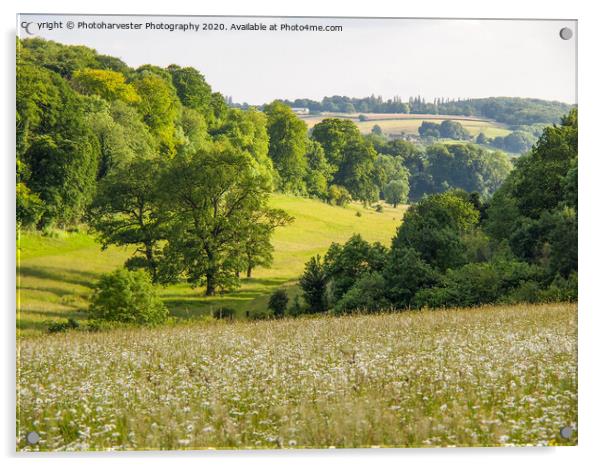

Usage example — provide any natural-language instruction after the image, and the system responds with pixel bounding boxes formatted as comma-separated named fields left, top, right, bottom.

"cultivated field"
left=16, top=302, right=577, bottom=451
left=17, top=195, right=403, bottom=337
left=300, top=113, right=512, bottom=139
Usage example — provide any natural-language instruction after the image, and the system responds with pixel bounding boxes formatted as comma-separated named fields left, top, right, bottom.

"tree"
left=268, top=289, right=289, bottom=317
left=371, top=124, right=383, bottom=136
left=263, top=101, right=308, bottom=193
left=89, top=157, right=168, bottom=281
left=334, top=138, right=378, bottom=203
left=323, top=234, right=388, bottom=302
left=16, top=159, right=44, bottom=228
left=439, top=120, right=470, bottom=140
left=72, top=68, right=140, bottom=104
left=383, top=247, right=440, bottom=308
left=485, top=109, right=578, bottom=278
left=311, top=118, right=361, bottom=167
left=418, top=121, right=440, bottom=139
left=133, top=71, right=182, bottom=156
left=374, top=154, right=410, bottom=199
left=17, top=63, right=100, bottom=227
left=156, top=144, right=284, bottom=295
left=304, top=139, right=334, bottom=199
left=239, top=209, right=293, bottom=278
left=167, top=65, right=214, bottom=123
left=333, top=272, right=389, bottom=314
left=392, top=191, right=480, bottom=272
left=383, top=179, right=409, bottom=207
left=299, top=255, right=328, bottom=312
left=476, top=132, right=487, bottom=145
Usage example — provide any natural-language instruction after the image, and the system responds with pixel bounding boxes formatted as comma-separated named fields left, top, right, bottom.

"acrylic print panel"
left=16, top=15, right=577, bottom=451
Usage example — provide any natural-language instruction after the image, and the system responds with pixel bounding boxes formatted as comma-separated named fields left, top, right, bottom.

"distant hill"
left=252, top=95, right=575, bottom=127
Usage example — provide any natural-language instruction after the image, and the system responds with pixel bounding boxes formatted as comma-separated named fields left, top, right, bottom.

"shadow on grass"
left=17, top=265, right=99, bottom=288
left=17, top=308, right=87, bottom=332
left=163, top=277, right=298, bottom=319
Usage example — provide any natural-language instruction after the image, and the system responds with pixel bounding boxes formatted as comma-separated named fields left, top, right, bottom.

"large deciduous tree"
left=263, top=101, right=309, bottom=193
left=89, top=157, right=168, bottom=282
left=157, top=144, right=287, bottom=295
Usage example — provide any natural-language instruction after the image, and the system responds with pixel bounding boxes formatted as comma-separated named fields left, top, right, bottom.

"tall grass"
left=17, top=302, right=577, bottom=451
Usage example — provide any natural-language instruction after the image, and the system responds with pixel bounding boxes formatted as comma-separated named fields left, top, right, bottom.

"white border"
left=3, top=1, right=600, bottom=465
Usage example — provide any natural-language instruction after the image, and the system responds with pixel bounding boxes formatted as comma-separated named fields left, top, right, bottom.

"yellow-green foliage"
left=17, top=302, right=577, bottom=450
left=17, top=194, right=403, bottom=336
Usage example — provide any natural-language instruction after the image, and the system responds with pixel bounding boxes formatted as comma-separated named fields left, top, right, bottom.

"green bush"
left=213, top=307, right=236, bottom=320
left=334, top=272, right=390, bottom=314
left=268, top=289, right=289, bottom=317
left=327, top=185, right=352, bottom=207
left=89, top=269, right=168, bottom=325
left=413, top=258, right=541, bottom=308
left=247, top=308, right=273, bottom=320
left=539, top=272, right=578, bottom=302
left=287, top=296, right=306, bottom=317
left=47, top=318, right=79, bottom=334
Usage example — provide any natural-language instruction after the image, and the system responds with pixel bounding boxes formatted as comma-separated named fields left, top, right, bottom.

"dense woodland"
left=16, top=38, right=577, bottom=320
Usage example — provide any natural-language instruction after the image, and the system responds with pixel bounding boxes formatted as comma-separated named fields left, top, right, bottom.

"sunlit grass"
left=17, top=194, right=403, bottom=336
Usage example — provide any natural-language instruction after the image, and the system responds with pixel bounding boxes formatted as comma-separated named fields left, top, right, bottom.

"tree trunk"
left=246, top=265, right=253, bottom=278
left=144, top=241, right=157, bottom=282
left=205, top=273, right=216, bottom=296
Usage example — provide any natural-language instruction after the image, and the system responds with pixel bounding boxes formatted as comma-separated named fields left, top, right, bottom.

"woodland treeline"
left=275, top=95, right=572, bottom=126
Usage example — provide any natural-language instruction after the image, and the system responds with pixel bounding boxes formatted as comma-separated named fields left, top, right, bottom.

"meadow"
left=300, top=113, right=512, bottom=139
left=17, top=194, right=403, bottom=337
left=16, top=302, right=577, bottom=451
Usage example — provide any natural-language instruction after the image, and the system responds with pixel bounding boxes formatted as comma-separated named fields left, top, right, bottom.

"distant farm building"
left=291, top=107, right=310, bottom=115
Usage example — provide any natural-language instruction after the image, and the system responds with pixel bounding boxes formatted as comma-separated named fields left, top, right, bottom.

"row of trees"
left=278, top=96, right=572, bottom=126
left=298, top=110, right=578, bottom=313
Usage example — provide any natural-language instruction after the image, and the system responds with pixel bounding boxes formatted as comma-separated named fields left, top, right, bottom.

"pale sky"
left=17, top=15, right=577, bottom=105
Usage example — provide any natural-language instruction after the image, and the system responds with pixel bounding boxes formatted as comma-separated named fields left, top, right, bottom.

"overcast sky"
left=18, top=15, right=577, bottom=105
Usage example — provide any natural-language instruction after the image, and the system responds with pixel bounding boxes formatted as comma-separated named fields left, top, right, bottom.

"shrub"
left=268, top=289, right=289, bottom=317
left=248, top=308, right=273, bottom=320
left=333, top=272, right=390, bottom=314
left=327, top=185, right=352, bottom=207
left=213, top=307, right=236, bottom=320
left=47, top=318, right=79, bottom=334
left=374, top=204, right=384, bottom=213
left=413, top=258, right=541, bottom=308
left=287, top=296, right=305, bottom=317
left=89, top=269, right=168, bottom=325
left=539, top=272, right=578, bottom=302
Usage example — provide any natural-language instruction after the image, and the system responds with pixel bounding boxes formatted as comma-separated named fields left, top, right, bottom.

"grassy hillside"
left=17, top=302, right=577, bottom=450
left=17, top=194, right=403, bottom=337
left=300, top=113, right=512, bottom=138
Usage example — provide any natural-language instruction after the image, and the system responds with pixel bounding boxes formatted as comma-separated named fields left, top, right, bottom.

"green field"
left=17, top=302, right=577, bottom=450
left=300, top=113, right=512, bottom=139
left=17, top=194, right=403, bottom=337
